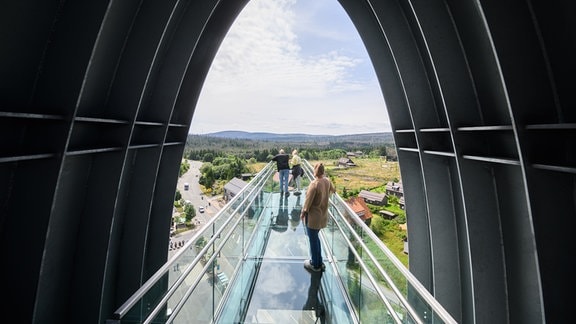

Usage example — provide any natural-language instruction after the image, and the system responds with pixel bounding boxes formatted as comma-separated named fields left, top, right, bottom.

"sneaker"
left=304, top=259, right=323, bottom=272
left=285, top=191, right=290, bottom=197
left=294, top=191, right=301, bottom=196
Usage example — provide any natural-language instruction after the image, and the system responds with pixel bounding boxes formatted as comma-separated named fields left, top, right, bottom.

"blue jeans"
left=279, top=169, right=290, bottom=193
left=306, top=226, right=322, bottom=268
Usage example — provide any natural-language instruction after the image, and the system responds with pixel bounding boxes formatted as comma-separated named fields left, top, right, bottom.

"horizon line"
left=189, top=130, right=393, bottom=137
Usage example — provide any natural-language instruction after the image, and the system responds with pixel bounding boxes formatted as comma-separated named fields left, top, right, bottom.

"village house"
left=379, top=210, right=396, bottom=219
left=345, top=196, right=373, bottom=226
left=346, top=151, right=363, bottom=158
left=223, top=177, right=248, bottom=201
left=358, top=190, right=387, bottom=206
left=385, top=181, right=404, bottom=198
left=399, top=223, right=408, bottom=254
left=385, top=181, right=405, bottom=209
left=338, top=157, right=356, bottom=168
left=240, top=173, right=254, bottom=181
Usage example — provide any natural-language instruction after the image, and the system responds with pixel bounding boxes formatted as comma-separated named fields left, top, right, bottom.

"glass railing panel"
left=163, top=224, right=236, bottom=323
left=358, top=230, right=431, bottom=322
left=118, top=273, right=170, bottom=323
left=324, top=186, right=457, bottom=324
left=214, top=170, right=277, bottom=322
left=247, top=216, right=269, bottom=255
left=216, top=258, right=256, bottom=323
left=317, top=250, right=356, bottom=323
left=167, top=227, right=216, bottom=286
left=357, top=268, right=398, bottom=323
left=361, top=237, right=407, bottom=293
left=225, top=218, right=249, bottom=265
left=324, top=207, right=357, bottom=266
left=244, top=200, right=273, bottom=260
left=402, top=279, right=437, bottom=322
left=360, top=255, right=413, bottom=323
left=250, top=191, right=268, bottom=224
left=166, top=259, right=218, bottom=323
left=119, top=229, right=215, bottom=322
left=240, top=201, right=261, bottom=244
left=323, top=215, right=391, bottom=324
left=112, top=163, right=276, bottom=323
left=171, top=175, right=274, bottom=323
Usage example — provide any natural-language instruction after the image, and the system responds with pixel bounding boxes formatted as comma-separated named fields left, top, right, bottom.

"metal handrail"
left=165, top=172, right=272, bottom=323
left=301, top=159, right=456, bottom=323
left=113, top=163, right=274, bottom=320
left=329, top=217, right=405, bottom=323
left=328, top=201, right=420, bottom=323
left=330, top=186, right=457, bottom=323
left=335, top=196, right=457, bottom=323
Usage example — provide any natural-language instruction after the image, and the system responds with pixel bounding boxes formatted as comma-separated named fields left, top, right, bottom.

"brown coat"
left=303, top=176, right=336, bottom=229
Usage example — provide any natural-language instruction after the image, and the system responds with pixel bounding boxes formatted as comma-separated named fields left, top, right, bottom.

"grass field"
left=312, top=158, right=400, bottom=193
left=249, top=158, right=401, bottom=190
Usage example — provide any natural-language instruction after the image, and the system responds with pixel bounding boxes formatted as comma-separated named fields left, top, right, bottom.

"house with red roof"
left=345, top=196, right=373, bottom=226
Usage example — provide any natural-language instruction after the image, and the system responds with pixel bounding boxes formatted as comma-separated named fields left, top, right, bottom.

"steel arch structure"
left=0, top=1, right=573, bottom=323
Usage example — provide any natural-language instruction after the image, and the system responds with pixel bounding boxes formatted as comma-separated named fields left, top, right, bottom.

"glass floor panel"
left=244, top=191, right=328, bottom=323
left=244, top=260, right=325, bottom=323
left=266, top=192, right=309, bottom=258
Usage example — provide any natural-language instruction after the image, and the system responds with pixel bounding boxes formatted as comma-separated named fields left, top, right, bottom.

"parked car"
left=184, top=183, right=189, bottom=190
left=199, top=206, right=205, bottom=213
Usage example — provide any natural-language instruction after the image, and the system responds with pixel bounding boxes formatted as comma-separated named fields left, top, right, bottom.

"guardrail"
left=109, top=163, right=275, bottom=323
left=110, top=160, right=456, bottom=324
left=300, top=160, right=457, bottom=323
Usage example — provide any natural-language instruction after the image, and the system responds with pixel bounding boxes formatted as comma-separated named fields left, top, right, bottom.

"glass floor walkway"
left=109, top=162, right=457, bottom=324
left=238, top=191, right=330, bottom=323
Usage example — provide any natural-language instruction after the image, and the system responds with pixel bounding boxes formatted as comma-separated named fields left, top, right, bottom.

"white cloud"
left=191, top=0, right=390, bottom=135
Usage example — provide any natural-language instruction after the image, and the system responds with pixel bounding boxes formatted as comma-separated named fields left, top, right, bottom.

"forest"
left=184, top=132, right=397, bottom=162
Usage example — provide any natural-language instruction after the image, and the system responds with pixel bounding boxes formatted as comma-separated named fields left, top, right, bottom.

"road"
left=170, top=160, right=222, bottom=255
left=177, top=160, right=222, bottom=224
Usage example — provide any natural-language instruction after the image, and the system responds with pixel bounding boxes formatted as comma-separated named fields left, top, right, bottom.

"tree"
left=203, top=152, right=214, bottom=163
left=179, top=159, right=190, bottom=177
left=203, top=155, right=248, bottom=182
left=199, top=163, right=215, bottom=189
left=184, top=203, right=196, bottom=222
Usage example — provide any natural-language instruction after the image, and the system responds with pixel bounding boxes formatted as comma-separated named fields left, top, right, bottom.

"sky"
left=190, top=0, right=390, bottom=136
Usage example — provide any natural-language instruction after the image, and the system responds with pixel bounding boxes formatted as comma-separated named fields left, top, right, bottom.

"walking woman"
left=301, top=163, right=335, bottom=272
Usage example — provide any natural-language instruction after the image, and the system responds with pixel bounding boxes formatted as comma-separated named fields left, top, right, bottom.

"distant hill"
left=185, top=131, right=397, bottom=161
left=205, top=130, right=394, bottom=144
